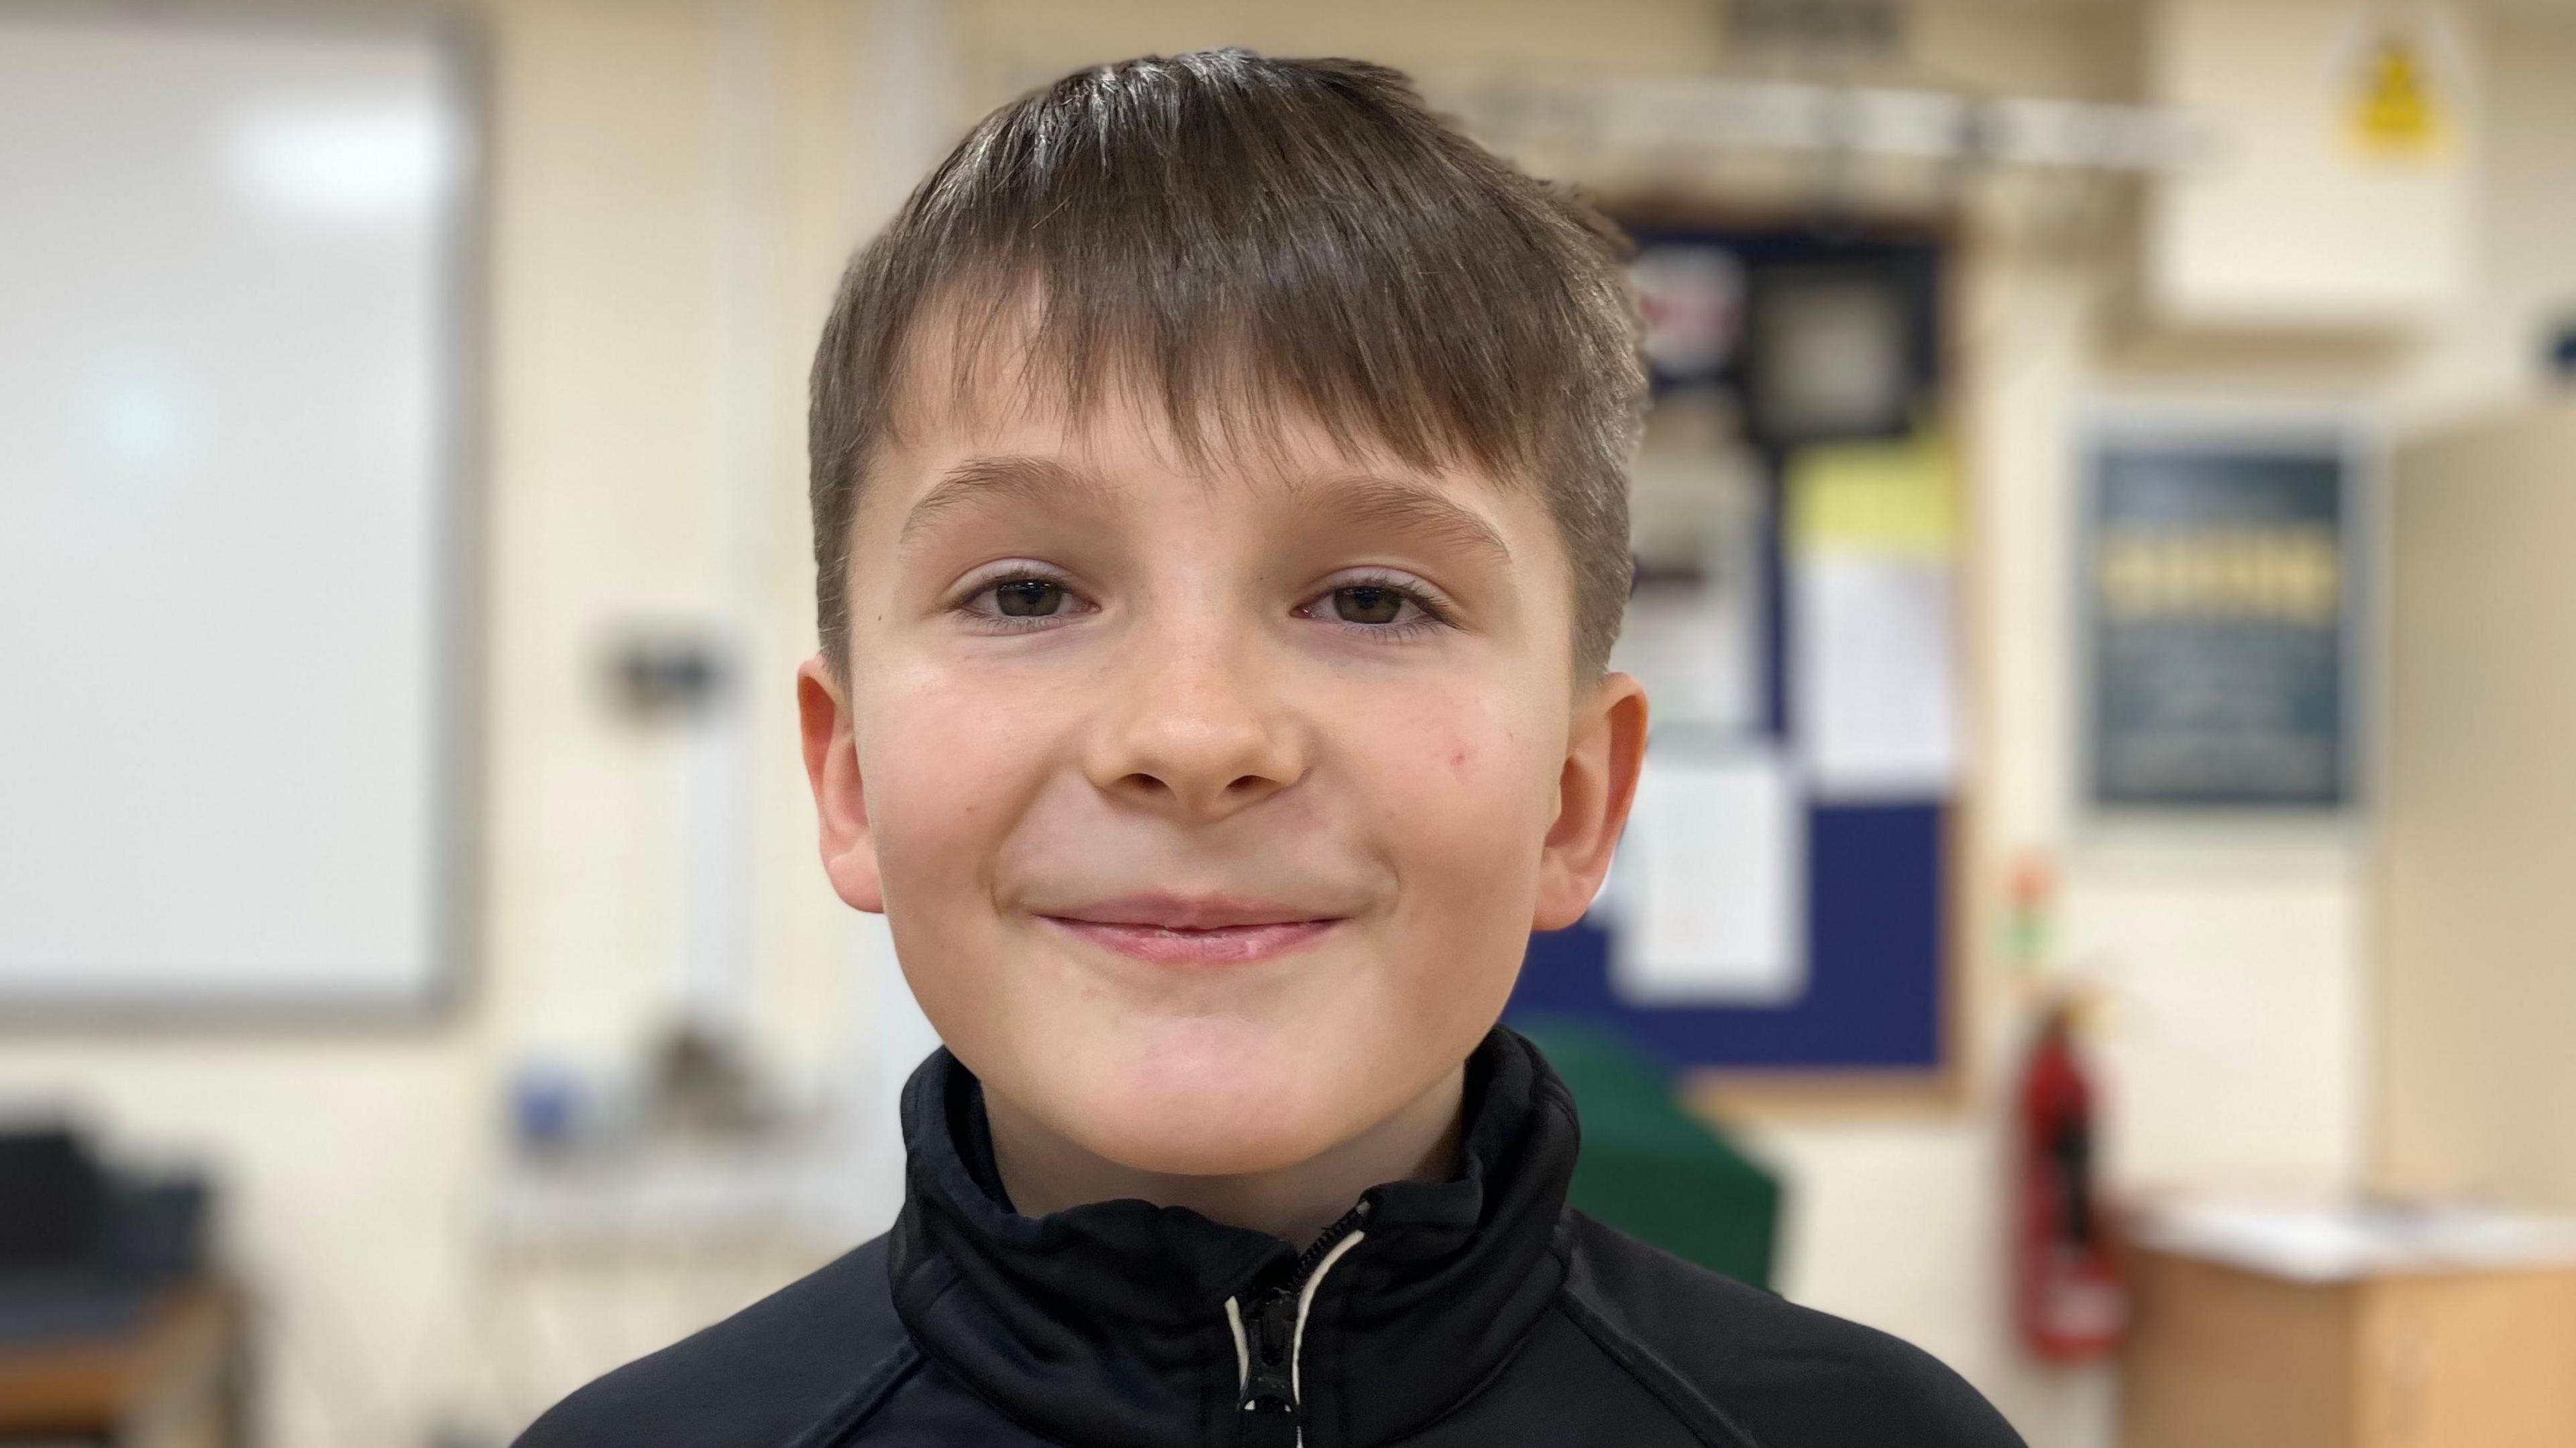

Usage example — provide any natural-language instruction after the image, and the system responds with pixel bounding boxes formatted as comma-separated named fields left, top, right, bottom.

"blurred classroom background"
left=7, top=1, right=2576, bottom=1445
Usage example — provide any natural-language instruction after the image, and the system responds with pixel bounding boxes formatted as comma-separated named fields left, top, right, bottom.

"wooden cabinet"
left=2121, top=1248, right=2576, bottom=1448
left=0, top=1281, right=246, bottom=1448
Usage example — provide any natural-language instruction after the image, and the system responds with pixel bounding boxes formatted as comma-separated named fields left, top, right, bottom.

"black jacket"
left=517, top=1027, right=2025, bottom=1447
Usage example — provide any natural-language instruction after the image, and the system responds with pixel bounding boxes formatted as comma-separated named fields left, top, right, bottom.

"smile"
left=1038, top=896, right=1345, bottom=966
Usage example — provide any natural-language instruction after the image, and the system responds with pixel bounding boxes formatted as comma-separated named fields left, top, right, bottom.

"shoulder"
left=1558, top=1212, right=2025, bottom=1448
left=512, top=1233, right=919, bottom=1448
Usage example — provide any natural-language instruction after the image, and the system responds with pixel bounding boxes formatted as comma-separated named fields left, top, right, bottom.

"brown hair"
left=808, top=48, right=1644, bottom=680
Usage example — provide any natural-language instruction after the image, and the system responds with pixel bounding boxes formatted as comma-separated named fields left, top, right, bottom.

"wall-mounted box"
left=2144, top=0, right=2474, bottom=332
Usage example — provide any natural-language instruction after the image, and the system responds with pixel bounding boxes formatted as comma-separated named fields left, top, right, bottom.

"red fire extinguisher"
left=2014, top=1001, right=2126, bottom=1361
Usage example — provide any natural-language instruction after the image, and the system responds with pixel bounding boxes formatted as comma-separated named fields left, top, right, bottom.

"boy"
left=521, top=49, right=2023, bottom=1448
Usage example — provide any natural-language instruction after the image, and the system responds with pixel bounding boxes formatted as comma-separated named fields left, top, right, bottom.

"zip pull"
left=1230, top=1286, right=1301, bottom=1448
left=1240, top=1288, right=1301, bottom=1418
left=1226, top=1204, right=1373, bottom=1447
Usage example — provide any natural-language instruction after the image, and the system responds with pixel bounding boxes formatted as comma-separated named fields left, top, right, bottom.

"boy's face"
left=798, top=344, right=1646, bottom=1180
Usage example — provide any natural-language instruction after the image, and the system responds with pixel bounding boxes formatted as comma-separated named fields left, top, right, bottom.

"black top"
left=515, top=1026, right=2025, bottom=1447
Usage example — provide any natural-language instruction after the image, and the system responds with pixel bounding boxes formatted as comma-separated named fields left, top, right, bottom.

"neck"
left=981, top=1064, right=1469, bottom=1246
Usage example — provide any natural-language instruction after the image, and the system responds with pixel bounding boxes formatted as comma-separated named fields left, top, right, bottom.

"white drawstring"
left=1224, top=1294, right=1251, bottom=1391
left=1291, top=1229, right=1366, bottom=1404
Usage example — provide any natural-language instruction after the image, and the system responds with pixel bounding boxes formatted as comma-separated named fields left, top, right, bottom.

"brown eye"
left=994, top=579, right=1063, bottom=617
left=1332, top=584, right=1404, bottom=625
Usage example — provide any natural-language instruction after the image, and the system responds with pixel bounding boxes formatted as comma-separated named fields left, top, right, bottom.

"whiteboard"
left=0, top=9, right=478, bottom=1015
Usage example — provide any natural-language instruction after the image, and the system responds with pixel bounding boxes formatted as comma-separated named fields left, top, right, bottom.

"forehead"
left=858, top=301, right=1547, bottom=539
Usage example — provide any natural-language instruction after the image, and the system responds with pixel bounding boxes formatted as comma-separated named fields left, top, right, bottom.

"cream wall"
left=6, top=4, right=2575, bottom=1447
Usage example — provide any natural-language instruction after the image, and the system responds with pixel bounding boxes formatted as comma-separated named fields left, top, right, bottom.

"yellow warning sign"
left=2347, top=30, right=2447, bottom=162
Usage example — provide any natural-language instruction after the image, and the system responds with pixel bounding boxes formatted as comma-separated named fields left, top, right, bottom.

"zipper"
left=1228, top=1200, right=1372, bottom=1448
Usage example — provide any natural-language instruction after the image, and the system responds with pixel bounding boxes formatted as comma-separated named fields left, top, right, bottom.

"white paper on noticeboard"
left=1603, top=747, right=1807, bottom=1006
left=1792, top=556, right=1962, bottom=801
left=1782, top=433, right=1964, bottom=803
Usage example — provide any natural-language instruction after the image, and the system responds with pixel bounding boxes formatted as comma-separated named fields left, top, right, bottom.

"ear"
left=1532, top=671, right=1648, bottom=931
left=796, top=654, right=885, bottom=914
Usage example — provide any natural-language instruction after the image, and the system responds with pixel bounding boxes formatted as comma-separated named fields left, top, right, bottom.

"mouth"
left=1037, top=894, right=1347, bottom=967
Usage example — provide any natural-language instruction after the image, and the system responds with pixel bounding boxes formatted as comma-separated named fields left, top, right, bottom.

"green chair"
left=1516, top=1017, right=1781, bottom=1290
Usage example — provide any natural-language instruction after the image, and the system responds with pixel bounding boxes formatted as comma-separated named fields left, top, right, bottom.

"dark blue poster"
left=2086, top=441, right=2356, bottom=809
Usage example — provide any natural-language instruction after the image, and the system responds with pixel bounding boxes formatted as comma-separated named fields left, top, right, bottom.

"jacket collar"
left=887, top=1025, right=1580, bottom=1448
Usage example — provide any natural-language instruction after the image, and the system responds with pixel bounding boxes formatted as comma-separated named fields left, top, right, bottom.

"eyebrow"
left=1289, top=472, right=1515, bottom=567
left=898, top=455, right=1126, bottom=554
left=896, top=454, right=1515, bottom=568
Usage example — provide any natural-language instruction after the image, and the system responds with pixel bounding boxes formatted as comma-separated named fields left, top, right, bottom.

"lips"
left=1038, top=894, right=1345, bottom=966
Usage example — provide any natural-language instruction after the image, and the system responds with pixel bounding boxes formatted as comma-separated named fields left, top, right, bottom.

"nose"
left=1083, top=619, right=1304, bottom=821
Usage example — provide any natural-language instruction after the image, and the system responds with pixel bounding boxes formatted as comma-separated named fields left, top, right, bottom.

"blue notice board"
left=1511, top=805, right=1947, bottom=1072
left=1507, top=223, right=1956, bottom=1083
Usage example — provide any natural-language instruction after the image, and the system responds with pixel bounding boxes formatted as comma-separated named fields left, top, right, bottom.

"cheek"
left=856, top=664, right=1056, bottom=905
left=1349, top=688, right=1560, bottom=914
left=858, top=664, right=1073, bottom=1062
